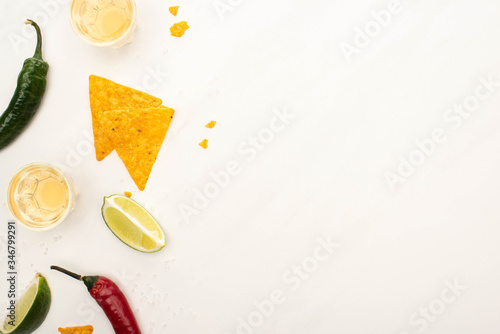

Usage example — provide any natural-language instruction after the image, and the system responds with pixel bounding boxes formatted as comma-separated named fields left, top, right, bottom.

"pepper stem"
left=25, top=19, right=43, bottom=60
left=50, top=265, right=83, bottom=281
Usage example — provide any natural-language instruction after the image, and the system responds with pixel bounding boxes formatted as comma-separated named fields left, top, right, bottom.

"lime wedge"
left=102, top=195, right=165, bottom=253
left=0, top=273, right=51, bottom=334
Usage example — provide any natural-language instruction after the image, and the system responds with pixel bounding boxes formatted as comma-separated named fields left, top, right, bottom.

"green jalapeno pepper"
left=0, top=20, right=49, bottom=150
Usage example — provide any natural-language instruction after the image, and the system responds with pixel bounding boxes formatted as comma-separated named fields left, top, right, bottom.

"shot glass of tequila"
left=6, top=163, right=76, bottom=231
left=70, top=0, right=137, bottom=48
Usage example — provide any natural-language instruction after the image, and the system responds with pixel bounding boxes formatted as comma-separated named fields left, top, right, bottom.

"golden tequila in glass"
left=70, top=0, right=137, bottom=48
left=7, top=163, right=76, bottom=231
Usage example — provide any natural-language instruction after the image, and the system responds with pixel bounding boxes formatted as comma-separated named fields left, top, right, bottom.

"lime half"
left=0, top=273, right=51, bottom=334
left=102, top=195, right=165, bottom=253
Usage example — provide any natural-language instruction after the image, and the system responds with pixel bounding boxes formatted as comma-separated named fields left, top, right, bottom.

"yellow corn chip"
left=58, top=325, right=94, bottom=334
left=169, top=6, right=179, bottom=16
left=170, top=21, right=189, bottom=37
left=89, top=75, right=163, bottom=161
left=205, top=121, right=216, bottom=128
left=199, top=139, right=208, bottom=149
left=96, top=106, right=175, bottom=191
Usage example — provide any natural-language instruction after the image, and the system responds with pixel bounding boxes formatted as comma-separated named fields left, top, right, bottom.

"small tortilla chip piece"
left=169, top=6, right=179, bottom=16
left=58, top=325, right=94, bottom=334
left=89, top=75, right=163, bottom=161
left=124, top=191, right=132, bottom=197
left=199, top=139, right=208, bottom=149
left=205, top=121, right=216, bottom=128
left=170, top=21, right=189, bottom=37
left=97, top=106, right=175, bottom=191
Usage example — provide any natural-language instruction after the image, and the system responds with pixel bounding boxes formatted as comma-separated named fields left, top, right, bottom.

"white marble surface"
left=1, top=0, right=500, bottom=333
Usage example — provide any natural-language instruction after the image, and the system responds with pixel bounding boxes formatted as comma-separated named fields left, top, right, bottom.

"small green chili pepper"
left=0, top=20, right=49, bottom=150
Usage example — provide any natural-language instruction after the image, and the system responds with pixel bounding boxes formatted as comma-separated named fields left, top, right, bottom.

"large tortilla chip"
left=96, top=106, right=175, bottom=190
left=58, top=325, right=94, bottom=334
left=89, top=75, right=162, bottom=161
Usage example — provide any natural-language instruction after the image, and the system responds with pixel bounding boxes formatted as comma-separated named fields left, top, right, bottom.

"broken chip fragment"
left=170, top=21, right=189, bottom=37
left=205, top=121, right=216, bottom=128
left=58, top=325, right=94, bottom=334
left=199, top=139, right=208, bottom=149
left=169, top=6, right=179, bottom=16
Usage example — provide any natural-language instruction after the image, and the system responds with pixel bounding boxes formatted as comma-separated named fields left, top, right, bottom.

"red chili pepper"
left=51, top=266, right=142, bottom=334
